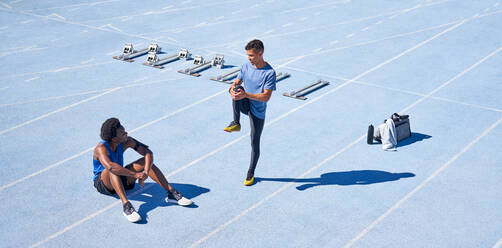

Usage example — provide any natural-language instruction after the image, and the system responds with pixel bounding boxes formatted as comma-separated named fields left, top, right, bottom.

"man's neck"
left=253, top=60, right=267, bottom=69
left=109, top=140, right=120, bottom=151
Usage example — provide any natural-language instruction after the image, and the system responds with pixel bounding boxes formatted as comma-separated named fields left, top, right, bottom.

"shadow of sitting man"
left=119, top=182, right=210, bottom=224
left=256, top=170, right=415, bottom=191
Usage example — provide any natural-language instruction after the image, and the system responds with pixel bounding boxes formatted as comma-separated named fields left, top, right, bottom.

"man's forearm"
left=110, top=163, right=136, bottom=177
left=245, top=92, right=271, bottom=102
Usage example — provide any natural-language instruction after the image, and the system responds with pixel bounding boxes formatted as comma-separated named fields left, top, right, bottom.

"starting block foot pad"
left=177, top=69, right=201, bottom=77
left=283, top=80, right=329, bottom=100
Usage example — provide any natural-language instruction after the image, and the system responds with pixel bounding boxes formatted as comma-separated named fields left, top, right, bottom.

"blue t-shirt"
left=92, top=140, right=124, bottom=182
left=237, top=61, right=276, bottom=119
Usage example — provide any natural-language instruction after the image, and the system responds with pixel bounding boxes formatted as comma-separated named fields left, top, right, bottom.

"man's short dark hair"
left=100, top=117, right=122, bottom=142
left=245, top=39, right=264, bottom=52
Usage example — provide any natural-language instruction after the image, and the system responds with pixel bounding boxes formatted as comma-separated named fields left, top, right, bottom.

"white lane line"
left=190, top=42, right=501, bottom=248
left=46, top=13, right=66, bottom=21
left=345, top=33, right=355, bottom=38
left=25, top=0, right=119, bottom=11
left=99, top=23, right=121, bottom=32
left=162, top=5, right=173, bottom=9
left=345, top=116, right=502, bottom=247
left=280, top=1, right=347, bottom=14
left=484, top=8, right=491, bottom=12
left=0, top=89, right=105, bottom=108
left=231, top=9, right=242, bottom=15
left=361, top=26, right=370, bottom=31
left=282, top=23, right=292, bottom=27
left=299, top=17, right=308, bottom=21
left=263, top=29, right=274, bottom=34
left=312, top=48, right=322, bottom=53
left=20, top=19, right=33, bottom=24
left=0, top=26, right=8, bottom=30
left=51, top=37, right=63, bottom=42
left=402, top=4, right=421, bottom=13
left=133, top=76, right=148, bottom=82
left=0, top=1, right=12, bottom=8
left=493, top=238, right=502, bottom=248
left=388, top=14, right=399, bottom=19
left=80, top=58, right=95, bottom=64
left=329, top=40, right=339, bottom=46
left=344, top=45, right=502, bottom=248
left=0, top=61, right=114, bottom=80
left=495, top=3, right=500, bottom=7
left=9, top=0, right=22, bottom=3
left=120, top=16, right=132, bottom=22
left=375, top=20, right=383, bottom=25
left=0, top=88, right=120, bottom=136
left=215, top=15, right=225, bottom=21
left=24, top=76, right=40, bottom=82
left=0, top=86, right=8, bottom=91
left=0, top=45, right=46, bottom=57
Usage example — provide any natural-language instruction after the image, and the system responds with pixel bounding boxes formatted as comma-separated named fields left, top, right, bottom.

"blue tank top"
left=92, top=140, right=124, bottom=181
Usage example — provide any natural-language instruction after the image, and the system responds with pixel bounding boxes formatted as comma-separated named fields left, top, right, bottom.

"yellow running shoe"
left=244, top=176, right=254, bottom=186
left=223, top=121, right=241, bottom=132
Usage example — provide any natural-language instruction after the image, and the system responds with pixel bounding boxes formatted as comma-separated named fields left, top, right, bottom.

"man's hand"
left=135, top=172, right=148, bottom=187
left=230, top=86, right=246, bottom=100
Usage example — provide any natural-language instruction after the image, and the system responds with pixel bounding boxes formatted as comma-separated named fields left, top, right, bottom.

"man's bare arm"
left=95, top=145, right=143, bottom=178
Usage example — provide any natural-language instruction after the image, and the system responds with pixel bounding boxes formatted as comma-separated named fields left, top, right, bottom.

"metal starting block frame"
left=283, top=80, right=329, bottom=100
left=211, top=70, right=291, bottom=84
left=113, top=43, right=161, bottom=62
left=143, top=48, right=192, bottom=69
left=178, top=54, right=224, bottom=77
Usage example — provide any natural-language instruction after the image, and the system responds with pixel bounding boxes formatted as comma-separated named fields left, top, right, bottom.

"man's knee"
left=127, top=157, right=146, bottom=172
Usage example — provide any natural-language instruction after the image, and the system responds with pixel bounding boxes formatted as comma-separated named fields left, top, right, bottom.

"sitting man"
left=92, top=117, right=192, bottom=222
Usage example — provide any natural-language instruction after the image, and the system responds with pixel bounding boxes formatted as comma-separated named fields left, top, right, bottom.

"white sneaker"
left=122, top=201, right=141, bottom=223
left=166, top=189, right=193, bottom=206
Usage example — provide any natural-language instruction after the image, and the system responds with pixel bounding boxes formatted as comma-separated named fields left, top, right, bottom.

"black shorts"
left=94, top=172, right=135, bottom=195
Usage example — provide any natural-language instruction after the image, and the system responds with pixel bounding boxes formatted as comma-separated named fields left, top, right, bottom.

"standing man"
left=92, top=117, right=192, bottom=223
left=223, top=39, right=276, bottom=186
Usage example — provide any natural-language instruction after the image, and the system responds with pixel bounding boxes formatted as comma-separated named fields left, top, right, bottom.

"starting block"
left=210, top=68, right=240, bottom=83
left=143, top=48, right=192, bottom=69
left=283, top=80, right=329, bottom=100
left=211, top=70, right=291, bottom=84
left=113, top=43, right=161, bottom=62
left=178, top=54, right=224, bottom=77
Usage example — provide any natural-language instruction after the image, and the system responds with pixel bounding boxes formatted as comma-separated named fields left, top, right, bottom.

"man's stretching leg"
left=247, top=111, right=264, bottom=179
left=232, top=98, right=250, bottom=124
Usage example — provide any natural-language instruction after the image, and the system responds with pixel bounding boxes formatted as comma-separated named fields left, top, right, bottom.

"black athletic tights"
left=233, top=98, right=265, bottom=178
